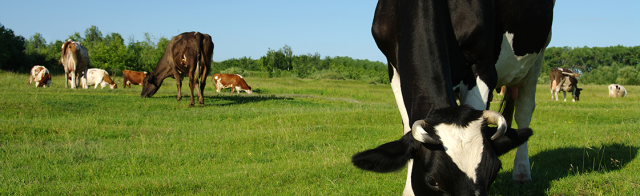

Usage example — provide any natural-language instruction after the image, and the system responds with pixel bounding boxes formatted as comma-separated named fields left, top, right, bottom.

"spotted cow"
left=351, top=0, right=554, bottom=195
left=28, top=65, right=52, bottom=88
left=212, top=73, right=253, bottom=94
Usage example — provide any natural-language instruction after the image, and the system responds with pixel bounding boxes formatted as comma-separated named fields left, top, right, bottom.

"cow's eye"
left=426, top=176, right=438, bottom=188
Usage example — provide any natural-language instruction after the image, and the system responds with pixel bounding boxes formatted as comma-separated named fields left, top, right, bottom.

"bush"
left=616, top=66, right=639, bottom=85
left=309, top=70, right=345, bottom=80
left=219, top=67, right=252, bottom=76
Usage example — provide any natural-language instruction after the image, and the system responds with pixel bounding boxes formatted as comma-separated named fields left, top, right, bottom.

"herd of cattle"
left=28, top=32, right=253, bottom=107
left=23, top=2, right=630, bottom=195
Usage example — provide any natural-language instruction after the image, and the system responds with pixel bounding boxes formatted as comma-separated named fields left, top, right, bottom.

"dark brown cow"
left=28, top=65, right=52, bottom=88
left=550, top=67, right=582, bottom=102
left=122, top=70, right=147, bottom=88
left=59, top=39, right=89, bottom=89
left=141, top=32, right=214, bottom=107
left=212, top=73, right=253, bottom=94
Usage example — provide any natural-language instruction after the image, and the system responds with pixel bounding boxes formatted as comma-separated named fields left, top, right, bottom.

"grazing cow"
left=122, top=70, right=147, bottom=88
left=608, top=84, right=627, bottom=97
left=80, top=68, right=117, bottom=89
left=59, top=39, right=89, bottom=89
left=141, top=32, right=214, bottom=107
left=212, top=73, right=253, bottom=94
left=351, top=0, right=553, bottom=195
left=28, top=65, right=52, bottom=88
left=550, top=67, right=582, bottom=102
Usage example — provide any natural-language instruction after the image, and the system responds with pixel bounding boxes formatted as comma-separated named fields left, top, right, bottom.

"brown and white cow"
left=212, top=73, right=253, bottom=94
left=59, top=39, right=89, bottom=89
left=28, top=65, right=52, bottom=88
left=608, top=84, right=627, bottom=97
left=141, top=32, right=214, bottom=107
left=122, top=70, right=147, bottom=88
left=80, top=68, right=117, bottom=89
left=550, top=67, right=582, bottom=102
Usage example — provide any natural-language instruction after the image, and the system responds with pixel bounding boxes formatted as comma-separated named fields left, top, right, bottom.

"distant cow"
left=550, top=67, right=582, bottom=102
left=122, top=70, right=147, bottom=88
left=81, top=68, right=117, bottom=89
left=213, top=73, right=253, bottom=94
left=141, top=32, right=214, bottom=107
left=28, top=65, right=52, bottom=88
left=59, top=39, right=89, bottom=89
left=608, top=84, right=627, bottom=97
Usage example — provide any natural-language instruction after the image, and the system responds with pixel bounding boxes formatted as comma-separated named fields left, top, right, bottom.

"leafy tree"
left=0, top=23, right=28, bottom=71
left=616, top=66, right=639, bottom=85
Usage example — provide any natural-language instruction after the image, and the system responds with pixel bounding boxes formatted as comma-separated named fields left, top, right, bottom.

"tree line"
left=1, top=23, right=639, bottom=85
left=541, top=46, right=640, bottom=85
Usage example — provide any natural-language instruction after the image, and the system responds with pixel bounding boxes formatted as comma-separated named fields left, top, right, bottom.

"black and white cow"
left=352, top=0, right=554, bottom=195
left=550, top=67, right=582, bottom=102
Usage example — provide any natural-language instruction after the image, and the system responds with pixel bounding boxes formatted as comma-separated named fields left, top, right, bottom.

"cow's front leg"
left=562, top=91, right=567, bottom=101
left=174, top=72, right=183, bottom=101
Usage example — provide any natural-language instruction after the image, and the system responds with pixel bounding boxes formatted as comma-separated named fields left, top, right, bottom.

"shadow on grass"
left=207, top=94, right=293, bottom=106
left=491, top=143, right=638, bottom=195
left=150, top=93, right=293, bottom=107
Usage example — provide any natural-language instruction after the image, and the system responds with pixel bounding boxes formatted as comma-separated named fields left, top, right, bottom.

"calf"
left=608, top=84, right=627, bottom=97
left=28, top=65, right=52, bottom=88
left=212, top=73, right=253, bottom=94
left=122, top=70, right=147, bottom=88
left=80, top=68, right=117, bottom=89
left=550, top=67, right=582, bottom=102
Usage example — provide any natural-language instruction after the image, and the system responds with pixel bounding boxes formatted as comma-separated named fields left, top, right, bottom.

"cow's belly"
left=494, top=32, right=548, bottom=87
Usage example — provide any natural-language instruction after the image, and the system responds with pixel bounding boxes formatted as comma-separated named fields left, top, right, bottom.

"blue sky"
left=1, top=0, right=638, bottom=63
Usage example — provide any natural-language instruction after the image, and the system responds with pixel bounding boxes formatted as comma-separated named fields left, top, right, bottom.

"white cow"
left=80, top=68, right=118, bottom=89
left=608, top=84, right=627, bottom=97
left=28, top=65, right=52, bottom=88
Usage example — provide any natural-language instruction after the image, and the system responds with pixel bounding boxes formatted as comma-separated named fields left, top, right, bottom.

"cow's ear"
left=488, top=127, right=532, bottom=157
left=352, top=132, right=420, bottom=173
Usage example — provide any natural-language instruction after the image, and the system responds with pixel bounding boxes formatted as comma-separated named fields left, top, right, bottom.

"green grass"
left=1, top=72, right=639, bottom=195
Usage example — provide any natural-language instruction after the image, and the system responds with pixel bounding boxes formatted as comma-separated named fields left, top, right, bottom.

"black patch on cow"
left=351, top=132, right=421, bottom=173
left=423, top=105, right=483, bottom=128
left=495, top=0, right=554, bottom=56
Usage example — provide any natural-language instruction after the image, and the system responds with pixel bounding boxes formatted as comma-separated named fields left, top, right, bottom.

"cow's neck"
left=151, top=59, right=175, bottom=86
left=396, top=0, right=459, bottom=123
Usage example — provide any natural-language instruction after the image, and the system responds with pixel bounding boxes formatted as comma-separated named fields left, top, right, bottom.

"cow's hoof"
left=188, top=104, right=194, bottom=107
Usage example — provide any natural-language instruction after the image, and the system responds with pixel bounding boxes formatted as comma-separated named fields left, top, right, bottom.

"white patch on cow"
left=494, top=32, right=544, bottom=87
left=390, top=66, right=411, bottom=134
left=434, top=117, right=485, bottom=183
left=235, top=74, right=243, bottom=78
left=458, top=77, right=490, bottom=110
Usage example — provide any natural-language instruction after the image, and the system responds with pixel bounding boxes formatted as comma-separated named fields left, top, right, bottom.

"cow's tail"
left=498, top=88, right=515, bottom=129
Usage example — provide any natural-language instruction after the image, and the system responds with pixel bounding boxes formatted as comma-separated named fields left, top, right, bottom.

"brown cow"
left=59, top=39, right=89, bottom=89
left=141, top=32, right=214, bottom=107
left=550, top=67, right=582, bottom=102
left=212, top=73, right=253, bottom=94
left=28, top=65, right=52, bottom=88
left=122, top=70, right=147, bottom=88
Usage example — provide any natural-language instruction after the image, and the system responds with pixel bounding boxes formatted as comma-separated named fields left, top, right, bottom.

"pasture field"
left=1, top=71, right=639, bottom=195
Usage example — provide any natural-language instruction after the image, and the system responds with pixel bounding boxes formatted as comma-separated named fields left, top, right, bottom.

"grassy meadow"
left=1, top=71, right=639, bottom=195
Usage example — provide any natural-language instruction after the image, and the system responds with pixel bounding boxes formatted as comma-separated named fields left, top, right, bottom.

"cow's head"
left=110, top=83, right=118, bottom=89
left=352, top=106, right=532, bottom=195
left=246, top=86, right=253, bottom=94
left=141, top=74, right=159, bottom=98
left=575, top=88, right=582, bottom=101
